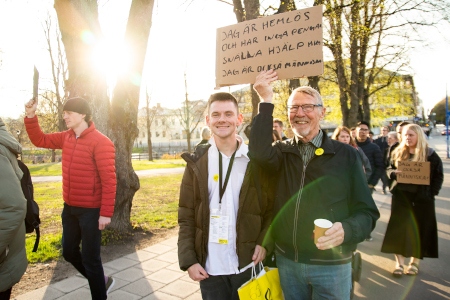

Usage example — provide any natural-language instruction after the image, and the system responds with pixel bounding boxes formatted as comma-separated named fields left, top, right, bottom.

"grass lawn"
left=26, top=174, right=182, bottom=263
left=27, top=159, right=186, bottom=176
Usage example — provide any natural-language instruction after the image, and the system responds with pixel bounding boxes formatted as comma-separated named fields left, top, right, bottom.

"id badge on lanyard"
left=209, top=141, right=238, bottom=245
left=209, top=209, right=229, bottom=244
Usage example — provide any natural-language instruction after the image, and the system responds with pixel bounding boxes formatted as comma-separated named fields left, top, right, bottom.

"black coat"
left=249, top=103, right=380, bottom=265
left=381, top=149, right=443, bottom=258
left=356, top=139, right=384, bottom=186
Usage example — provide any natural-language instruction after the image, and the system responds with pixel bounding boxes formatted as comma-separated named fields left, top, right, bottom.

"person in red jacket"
left=24, top=97, right=116, bottom=300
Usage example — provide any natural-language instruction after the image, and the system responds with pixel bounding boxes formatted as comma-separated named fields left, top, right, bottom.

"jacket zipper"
left=67, top=135, right=78, bottom=205
left=293, top=159, right=309, bottom=262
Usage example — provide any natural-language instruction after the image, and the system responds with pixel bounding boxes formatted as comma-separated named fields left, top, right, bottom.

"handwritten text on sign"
left=397, top=161, right=430, bottom=185
left=215, top=6, right=323, bottom=87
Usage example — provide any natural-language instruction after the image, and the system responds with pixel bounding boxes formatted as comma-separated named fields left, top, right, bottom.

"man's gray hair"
left=201, top=126, right=211, bottom=140
left=387, top=131, right=398, bottom=140
left=288, top=86, right=323, bottom=106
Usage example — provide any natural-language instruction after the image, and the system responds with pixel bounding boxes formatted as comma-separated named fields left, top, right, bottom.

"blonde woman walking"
left=381, top=124, right=443, bottom=277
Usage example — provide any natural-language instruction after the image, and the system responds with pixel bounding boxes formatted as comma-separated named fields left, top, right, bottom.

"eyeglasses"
left=287, top=104, right=322, bottom=113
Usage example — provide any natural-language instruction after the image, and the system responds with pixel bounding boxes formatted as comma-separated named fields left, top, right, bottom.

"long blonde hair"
left=391, top=124, right=429, bottom=166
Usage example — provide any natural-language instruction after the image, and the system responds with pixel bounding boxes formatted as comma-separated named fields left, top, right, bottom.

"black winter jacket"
left=177, top=143, right=274, bottom=271
left=249, top=103, right=380, bottom=265
left=356, top=139, right=384, bottom=186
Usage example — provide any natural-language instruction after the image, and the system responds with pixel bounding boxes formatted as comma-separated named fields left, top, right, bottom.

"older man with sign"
left=249, top=69, right=379, bottom=299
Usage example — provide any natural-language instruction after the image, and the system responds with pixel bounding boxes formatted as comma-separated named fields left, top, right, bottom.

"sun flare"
left=91, top=39, right=131, bottom=80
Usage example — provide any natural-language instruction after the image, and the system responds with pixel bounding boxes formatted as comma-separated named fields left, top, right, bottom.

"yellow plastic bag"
left=238, top=263, right=284, bottom=300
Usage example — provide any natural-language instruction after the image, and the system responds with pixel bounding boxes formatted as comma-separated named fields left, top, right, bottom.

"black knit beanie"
left=63, top=97, right=91, bottom=115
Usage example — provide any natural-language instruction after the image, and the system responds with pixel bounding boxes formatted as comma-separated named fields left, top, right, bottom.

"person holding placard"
left=177, top=92, right=273, bottom=300
left=381, top=124, right=443, bottom=277
left=249, top=70, right=379, bottom=300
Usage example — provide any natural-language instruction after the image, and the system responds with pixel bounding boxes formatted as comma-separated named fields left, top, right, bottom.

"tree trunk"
left=250, top=85, right=259, bottom=119
left=54, top=0, right=110, bottom=134
left=146, top=115, right=153, bottom=162
left=109, top=0, right=155, bottom=232
left=232, top=1, right=261, bottom=117
left=289, top=79, right=300, bottom=92
left=307, top=76, right=320, bottom=93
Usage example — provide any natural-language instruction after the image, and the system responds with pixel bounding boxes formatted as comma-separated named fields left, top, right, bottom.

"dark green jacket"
left=0, top=118, right=27, bottom=292
left=178, top=143, right=274, bottom=271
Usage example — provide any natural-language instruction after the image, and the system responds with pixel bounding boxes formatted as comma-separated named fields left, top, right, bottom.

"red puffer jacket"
left=24, top=116, right=116, bottom=217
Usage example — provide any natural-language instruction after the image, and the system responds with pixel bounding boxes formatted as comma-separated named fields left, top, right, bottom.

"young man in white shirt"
left=178, top=92, right=273, bottom=300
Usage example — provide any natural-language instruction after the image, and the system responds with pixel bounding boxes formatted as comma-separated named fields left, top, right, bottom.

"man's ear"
left=237, top=113, right=244, bottom=126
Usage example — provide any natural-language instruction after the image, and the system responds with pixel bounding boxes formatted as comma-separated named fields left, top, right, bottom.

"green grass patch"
left=28, top=173, right=182, bottom=263
left=27, top=159, right=186, bottom=176
left=132, top=159, right=185, bottom=171
left=26, top=233, right=62, bottom=263
left=27, top=163, right=63, bottom=176
left=130, top=175, right=182, bottom=230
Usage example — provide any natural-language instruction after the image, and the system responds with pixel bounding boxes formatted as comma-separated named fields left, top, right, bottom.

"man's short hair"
left=357, top=121, right=371, bottom=129
left=207, top=92, right=239, bottom=114
left=273, top=118, right=284, bottom=128
left=288, top=86, right=323, bottom=105
left=397, top=121, right=410, bottom=128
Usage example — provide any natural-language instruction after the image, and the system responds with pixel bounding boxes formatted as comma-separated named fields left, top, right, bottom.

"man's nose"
left=295, top=108, right=306, bottom=117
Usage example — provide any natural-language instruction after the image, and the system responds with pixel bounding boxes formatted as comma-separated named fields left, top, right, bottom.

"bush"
left=160, top=153, right=182, bottom=159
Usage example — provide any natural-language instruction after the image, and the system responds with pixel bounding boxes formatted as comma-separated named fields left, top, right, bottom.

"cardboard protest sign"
left=396, top=161, right=430, bottom=185
left=215, top=6, right=323, bottom=88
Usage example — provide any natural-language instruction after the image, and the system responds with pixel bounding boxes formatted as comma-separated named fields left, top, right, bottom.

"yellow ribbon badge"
left=213, top=174, right=219, bottom=182
left=315, top=148, right=324, bottom=156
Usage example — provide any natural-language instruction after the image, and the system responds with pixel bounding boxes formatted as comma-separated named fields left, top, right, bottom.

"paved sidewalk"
left=14, top=235, right=201, bottom=300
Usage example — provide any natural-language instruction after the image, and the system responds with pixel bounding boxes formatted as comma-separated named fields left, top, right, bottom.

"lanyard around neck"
left=218, top=140, right=239, bottom=205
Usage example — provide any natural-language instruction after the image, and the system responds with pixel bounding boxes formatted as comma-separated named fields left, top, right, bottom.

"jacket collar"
left=285, top=130, right=335, bottom=155
left=356, top=138, right=372, bottom=146
left=69, top=121, right=96, bottom=138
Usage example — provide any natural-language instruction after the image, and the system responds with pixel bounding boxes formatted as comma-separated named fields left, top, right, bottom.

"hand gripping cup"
left=314, top=219, right=333, bottom=244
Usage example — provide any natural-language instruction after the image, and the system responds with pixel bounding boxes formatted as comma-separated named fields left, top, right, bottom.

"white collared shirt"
left=205, top=135, right=249, bottom=275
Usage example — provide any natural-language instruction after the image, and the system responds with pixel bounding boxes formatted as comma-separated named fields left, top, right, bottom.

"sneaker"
left=365, top=236, right=373, bottom=242
left=105, top=276, right=115, bottom=294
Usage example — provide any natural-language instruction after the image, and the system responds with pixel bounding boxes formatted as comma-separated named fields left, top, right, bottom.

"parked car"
left=441, top=129, right=450, bottom=135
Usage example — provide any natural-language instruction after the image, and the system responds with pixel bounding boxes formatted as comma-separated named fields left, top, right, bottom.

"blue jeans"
left=276, top=254, right=351, bottom=300
left=199, top=268, right=252, bottom=300
left=62, top=204, right=106, bottom=300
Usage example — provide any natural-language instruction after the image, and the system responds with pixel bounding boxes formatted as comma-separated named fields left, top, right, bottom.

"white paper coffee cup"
left=314, top=219, right=333, bottom=244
